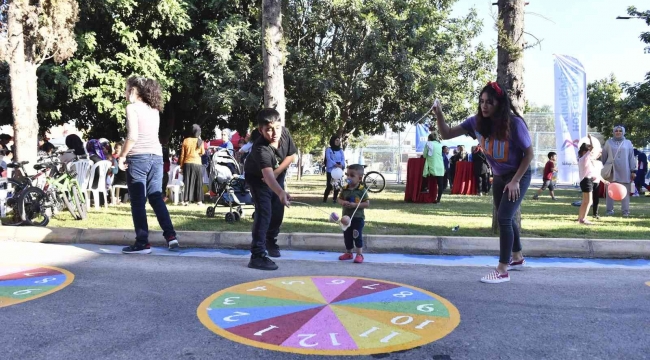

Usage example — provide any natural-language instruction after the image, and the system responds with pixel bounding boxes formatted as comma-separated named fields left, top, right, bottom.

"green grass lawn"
left=47, top=176, right=650, bottom=240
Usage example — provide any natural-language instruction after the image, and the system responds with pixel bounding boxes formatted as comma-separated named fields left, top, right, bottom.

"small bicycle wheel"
left=71, top=184, right=87, bottom=220
left=206, top=206, right=215, bottom=218
left=225, top=212, right=235, bottom=224
left=18, top=187, right=50, bottom=227
left=237, top=206, right=243, bottom=217
left=233, top=212, right=241, bottom=222
left=363, top=171, right=386, bottom=193
left=60, top=190, right=80, bottom=220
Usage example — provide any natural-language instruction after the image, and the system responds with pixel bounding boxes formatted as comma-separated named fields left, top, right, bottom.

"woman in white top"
left=117, top=76, right=179, bottom=254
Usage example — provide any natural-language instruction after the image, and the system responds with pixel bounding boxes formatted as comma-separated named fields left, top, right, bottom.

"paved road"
left=1, top=242, right=649, bottom=360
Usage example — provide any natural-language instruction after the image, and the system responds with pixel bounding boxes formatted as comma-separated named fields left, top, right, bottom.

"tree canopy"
left=1, top=0, right=495, bottom=148
left=587, top=7, right=650, bottom=147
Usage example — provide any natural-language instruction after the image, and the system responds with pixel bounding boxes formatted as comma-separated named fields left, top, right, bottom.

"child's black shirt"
left=244, top=127, right=297, bottom=180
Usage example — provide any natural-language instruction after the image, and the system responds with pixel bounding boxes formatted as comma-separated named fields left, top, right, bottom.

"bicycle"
left=35, top=152, right=87, bottom=220
left=363, top=170, right=386, bottom=193
left=329, top=167, right=386, bottom=194
left=2, top=160, right=50, bottom=226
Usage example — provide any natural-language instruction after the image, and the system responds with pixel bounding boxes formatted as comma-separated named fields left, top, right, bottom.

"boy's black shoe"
left=267, top=245, right=281, bottom=258
left=248, top=254, right=278, bottom=270
left=122, top=242, right=152, bottom=254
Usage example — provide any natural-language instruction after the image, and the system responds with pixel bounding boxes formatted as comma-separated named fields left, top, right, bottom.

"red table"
left=404, top=158, right=438, bottom=203
left=452, top=162, right=477, bottom=195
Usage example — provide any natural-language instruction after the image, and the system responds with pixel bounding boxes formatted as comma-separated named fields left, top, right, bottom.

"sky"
left=451, top=0, right=650, bottom=107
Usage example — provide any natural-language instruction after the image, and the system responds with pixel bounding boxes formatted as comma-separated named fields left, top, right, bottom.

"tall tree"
left=262, top=0, right=285, bottom=125
left=284, top=0, right=495, bottom=145
left=587, top=75, right=625, bottom=137
left=0, top=0, right=264, bottom=144
left=493, top=0, right=527, bottom=233
left=588, top=75, right=650, bottom=147
left=495, top=0, right=526, bottom=114
left=0, top=0, right=79, bottom=166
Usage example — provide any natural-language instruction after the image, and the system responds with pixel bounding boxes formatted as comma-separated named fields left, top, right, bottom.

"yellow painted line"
left=0, top=265, right=74, bottom=308
left=197, top=276, right=461, bottom=356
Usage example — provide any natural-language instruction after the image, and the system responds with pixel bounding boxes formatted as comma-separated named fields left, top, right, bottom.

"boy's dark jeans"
left=126, top=154, right=176, bottom=244
left=344, top=217, right=364, bottom=250
left=492, top=168, right=531, bottom=264
left=247, top=177, right=272, bottom=256
left=266, top=172, right=286, bottom=251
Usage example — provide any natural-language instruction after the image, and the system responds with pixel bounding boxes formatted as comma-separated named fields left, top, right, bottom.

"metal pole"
left=397, top=130, right=401, bottom=184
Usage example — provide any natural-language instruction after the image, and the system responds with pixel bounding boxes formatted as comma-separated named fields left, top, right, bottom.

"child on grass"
left=533, top=151, right=557, bottom=200
left=337, top=164, right=370, bottom=263
left=578, top=135, right=608, bottom=225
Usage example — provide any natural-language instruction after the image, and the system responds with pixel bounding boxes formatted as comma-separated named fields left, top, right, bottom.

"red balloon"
left=607, top=183, right=628, bottom=201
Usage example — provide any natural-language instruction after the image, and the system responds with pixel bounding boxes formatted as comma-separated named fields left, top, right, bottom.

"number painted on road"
left=222, top=297, right=240, bottom=305
left=223, top=311, right=249, bottom=322
left=13, top=289, right=43, bottom=296
left=416, top=304, right=435, bottom=312
left=34, top=277, right=57, bottom=284
left=327, top=279, right=346, bottom=285
left=393, top=291, right=413, bottom=298
left=281, top=281, right=305, bottom=285
left=247, top=286, right=267, bottom=292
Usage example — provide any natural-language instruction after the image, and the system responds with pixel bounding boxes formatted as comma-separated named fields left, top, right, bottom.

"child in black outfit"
left=244, top=108, right=295, bottom=270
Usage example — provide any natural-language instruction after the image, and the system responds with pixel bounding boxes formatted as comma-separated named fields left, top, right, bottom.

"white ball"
left=331, top=167, right=344, bottom=180
left=578, top=136, right=601, bottom=150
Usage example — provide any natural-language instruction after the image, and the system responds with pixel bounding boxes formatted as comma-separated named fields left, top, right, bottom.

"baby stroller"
left=205, top=148, right=254, bottom=223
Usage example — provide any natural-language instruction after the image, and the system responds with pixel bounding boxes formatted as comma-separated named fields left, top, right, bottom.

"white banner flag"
left=553, top=54, right=588, bottom=184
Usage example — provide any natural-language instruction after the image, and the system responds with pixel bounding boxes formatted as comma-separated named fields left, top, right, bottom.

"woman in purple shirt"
left=432, top=82, right=534, bottom=284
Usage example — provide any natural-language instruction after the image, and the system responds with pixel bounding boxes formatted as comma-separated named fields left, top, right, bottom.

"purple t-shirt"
left=460, top=116, right=531, bottom=176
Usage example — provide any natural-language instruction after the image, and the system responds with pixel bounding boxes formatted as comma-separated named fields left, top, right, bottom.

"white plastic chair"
left=167, top=164, right=184, bottom=205
left=86, top=160, right=112, bottom=210
left=70, top=159, right=93, bottom=192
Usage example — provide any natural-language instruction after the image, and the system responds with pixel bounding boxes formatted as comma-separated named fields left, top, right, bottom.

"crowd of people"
left=2, top=77, right=649, bottom=283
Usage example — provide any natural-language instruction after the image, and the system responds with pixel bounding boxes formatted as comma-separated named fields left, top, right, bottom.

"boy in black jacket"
left=244, top=108, right=295, bottom=270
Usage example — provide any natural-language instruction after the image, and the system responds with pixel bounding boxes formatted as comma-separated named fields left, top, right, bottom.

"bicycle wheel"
left=18, top=187, right=50, bottom=226
left=363, top=171, right=386, bottom=193
left=60, top=190, right=80, bottom=220
left=71, top=184, right=88, bottom=220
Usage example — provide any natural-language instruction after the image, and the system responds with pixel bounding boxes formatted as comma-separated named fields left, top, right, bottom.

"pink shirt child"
left=578, top=151, right=603, bottom=183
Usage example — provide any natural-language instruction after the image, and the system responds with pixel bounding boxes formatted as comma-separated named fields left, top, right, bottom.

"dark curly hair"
left=126, top=76, right=164, bottom=112
left=475, top=82, right=526, bottom=141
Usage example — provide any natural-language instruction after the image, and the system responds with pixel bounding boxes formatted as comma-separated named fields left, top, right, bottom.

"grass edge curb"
left=1, top=226, right=648, bottom=259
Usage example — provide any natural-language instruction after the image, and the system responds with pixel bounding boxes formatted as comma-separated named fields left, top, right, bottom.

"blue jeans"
left=126, top=154, right=176, bottom=244
left=492, top=168, right=531, bottom=264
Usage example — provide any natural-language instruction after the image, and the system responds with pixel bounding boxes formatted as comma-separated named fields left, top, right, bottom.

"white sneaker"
left=480, top=270, right=510, bottom=284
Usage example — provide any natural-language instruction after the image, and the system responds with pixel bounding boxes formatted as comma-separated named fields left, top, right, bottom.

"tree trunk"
left=493, top=0, right=526, bottom=234
left=496, top=0, right=526, bottom=114
left=262, top=0, right=286, bottom=126
left=8, top=0, right=39, bottom=173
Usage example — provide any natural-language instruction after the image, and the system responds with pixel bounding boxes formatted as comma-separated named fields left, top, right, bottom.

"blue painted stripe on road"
left=73, top=244, right=650, bottom=270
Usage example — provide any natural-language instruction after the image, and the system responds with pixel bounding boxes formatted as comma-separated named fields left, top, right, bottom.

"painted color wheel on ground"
left=197, top=276, right=460, bottom=355
left=0, top=265, right=74, bottom=308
